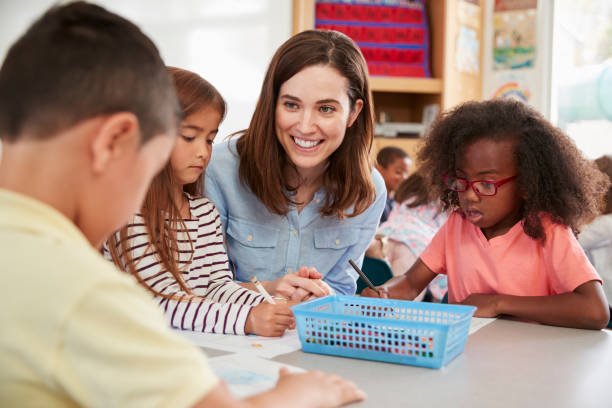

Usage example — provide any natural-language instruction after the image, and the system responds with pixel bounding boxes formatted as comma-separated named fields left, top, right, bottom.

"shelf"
left=369, top=76, right=443, bottom=94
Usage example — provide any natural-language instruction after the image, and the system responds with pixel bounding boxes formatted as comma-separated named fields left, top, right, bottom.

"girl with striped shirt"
left=104, top=67, right=295, bottom=336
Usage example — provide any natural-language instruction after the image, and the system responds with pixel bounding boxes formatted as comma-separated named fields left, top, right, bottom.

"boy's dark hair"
left=0, top=1, right=180, bottom=143
left=377, top=146, right=408, bottom=168
left=594, top=155, right=612, bottom=214
left=394, top=171, right=432, bottom=208
left=418, top=98, right=610, bottom=241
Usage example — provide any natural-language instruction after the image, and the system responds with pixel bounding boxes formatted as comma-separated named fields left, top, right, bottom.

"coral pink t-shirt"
left=420, top=212, right=602, bottom=303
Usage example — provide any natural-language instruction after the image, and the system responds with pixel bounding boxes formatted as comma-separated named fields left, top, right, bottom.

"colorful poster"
left=490, top=71, right=536, bottom=103
left=493, top=7, right=537, bottom=70
left=456, top=26, right=480, bottom=74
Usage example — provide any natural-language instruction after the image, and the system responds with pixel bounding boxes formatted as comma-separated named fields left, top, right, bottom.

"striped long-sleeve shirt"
left=103, top=195, right=264, bottom=335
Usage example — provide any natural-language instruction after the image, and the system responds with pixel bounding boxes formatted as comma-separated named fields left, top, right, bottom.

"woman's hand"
left=266, top=266, right=332, bottom=301
left=290, top=266, right=334, bottom=301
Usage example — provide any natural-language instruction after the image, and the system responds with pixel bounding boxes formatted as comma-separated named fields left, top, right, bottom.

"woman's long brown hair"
left=106, top=67, right=226, bottom=299
left=236, top=30, right=376, bottom=219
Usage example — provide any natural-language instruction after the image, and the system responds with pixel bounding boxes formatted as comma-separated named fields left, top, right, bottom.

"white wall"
left=0, top=0, right=292, bottom=140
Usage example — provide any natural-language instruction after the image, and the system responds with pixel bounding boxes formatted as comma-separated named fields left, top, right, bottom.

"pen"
left=251, top=276, right=276, bottom=304
left=348, top=259, right=381, bottom=296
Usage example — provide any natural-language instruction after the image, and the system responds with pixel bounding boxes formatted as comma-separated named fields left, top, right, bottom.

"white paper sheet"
left=176, top=328, right=303, bottom=358
left=468, top=317, right=496, bottom=335
left=209, top=353, right=305, bottom=398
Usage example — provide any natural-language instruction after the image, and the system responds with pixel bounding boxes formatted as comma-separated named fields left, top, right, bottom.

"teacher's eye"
left=319, top=105, right=335, bottom=114
left=181, top=135, right=195, bottom=142
left=284, top=101, right=299, bottom=110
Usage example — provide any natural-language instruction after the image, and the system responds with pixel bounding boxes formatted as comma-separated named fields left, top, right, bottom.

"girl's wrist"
left=494, top=294, right=507, bottom=316
left=262, top=279, right=277, bottom=295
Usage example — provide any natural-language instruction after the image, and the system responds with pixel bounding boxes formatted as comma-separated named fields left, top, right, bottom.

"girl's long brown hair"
left=236, top=30, right=376, bottom=219
left=107, top=67, right=226, bottom=299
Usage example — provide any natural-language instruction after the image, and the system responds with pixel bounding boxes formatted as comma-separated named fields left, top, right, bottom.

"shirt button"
left=247, top=234, right=253, bottom=242
left=292, top=229, right=298, bottom=236
left=335, top=238, right=340, bottom=245
left=315, top=198, right=321, bottom=203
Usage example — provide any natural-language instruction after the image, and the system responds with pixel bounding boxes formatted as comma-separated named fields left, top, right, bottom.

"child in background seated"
left=578, top=155, right=612, bottom=328
left=376, top=171, right=448, bottom=301
left=105, top=67, right=297, bottom=337
left=363, top=99, right=610, bottom=330
left=0, top=3, right=365, bottom=407
left=375, top=146, right=411, bottom=223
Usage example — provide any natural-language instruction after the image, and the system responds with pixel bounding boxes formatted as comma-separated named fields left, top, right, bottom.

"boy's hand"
left=275, top=367, right=366, bottom=407
left=458, top=294, right=500, bottom=317
left=245, top=302, right=295, bottom=337
left=360, top=286, right=388, bottom=299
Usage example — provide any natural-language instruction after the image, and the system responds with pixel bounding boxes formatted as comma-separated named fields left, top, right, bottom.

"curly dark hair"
left=418, top=99, right=609, bottom=241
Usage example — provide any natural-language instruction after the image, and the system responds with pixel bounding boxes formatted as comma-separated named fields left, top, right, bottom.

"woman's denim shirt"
left=205, top=140, right=386, bottom=295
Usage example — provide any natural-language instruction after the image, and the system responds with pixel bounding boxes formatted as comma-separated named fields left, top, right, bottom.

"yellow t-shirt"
left=0, top=189, right=218, bottom=407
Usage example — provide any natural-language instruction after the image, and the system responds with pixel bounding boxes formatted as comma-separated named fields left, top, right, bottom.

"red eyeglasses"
left=443, top=174, right=517, bottom=197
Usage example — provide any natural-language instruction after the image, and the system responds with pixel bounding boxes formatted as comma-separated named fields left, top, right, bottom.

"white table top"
left=267, top=319, right=612, bottom=407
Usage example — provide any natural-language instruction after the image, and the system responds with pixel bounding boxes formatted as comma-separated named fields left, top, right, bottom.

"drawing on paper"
left=492, top=81, right=531, bottom=102
left=493, top=8, right=537, bottom=70
left=216, top=369, right=275, bottom=385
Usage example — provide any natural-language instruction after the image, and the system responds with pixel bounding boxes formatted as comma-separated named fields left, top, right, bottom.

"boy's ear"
left=90, top=112, right=140, bottom=175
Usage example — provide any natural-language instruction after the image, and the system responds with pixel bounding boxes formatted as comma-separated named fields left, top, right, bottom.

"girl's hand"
left=360, top=286, right=388, bottom=299
left=274, top=367, right=366, bottom=407
left=458, top=294, right=500, bottom=317
left=245, top=302, right=295, bottom=337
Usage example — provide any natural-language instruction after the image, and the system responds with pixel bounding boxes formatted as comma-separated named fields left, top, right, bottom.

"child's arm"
left=192, top=367, right=365, bottom=408
left=459, top=280, right=610, bottom=330
left=158, top=293, right=294, bottom=337
left=361, top=258, right=437, bottom=300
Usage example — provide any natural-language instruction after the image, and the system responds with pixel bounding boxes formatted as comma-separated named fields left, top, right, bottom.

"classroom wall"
left=0, top=0, right=292, bottom=140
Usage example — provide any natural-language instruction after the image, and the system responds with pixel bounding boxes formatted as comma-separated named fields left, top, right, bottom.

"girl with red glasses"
left=363, top=99, right=610, bottom=330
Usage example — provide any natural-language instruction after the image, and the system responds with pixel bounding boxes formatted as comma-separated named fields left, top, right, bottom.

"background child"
left=0, top=3, right=364, bottom=407
left=105, top=66, right=295, bottom=337
left=363, top=99, right=610, bottom=330
left=375, top=171, right=448, bottom=301
left=375, top=146, right=411, bottom=223
left=579, top=155, right=612, bottom=328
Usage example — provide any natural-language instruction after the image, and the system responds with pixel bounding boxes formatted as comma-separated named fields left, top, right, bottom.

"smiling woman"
left=205, top=30, right=387, bottom=298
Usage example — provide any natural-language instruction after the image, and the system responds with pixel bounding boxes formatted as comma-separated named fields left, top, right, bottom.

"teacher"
left=205, top=30, right=386, bottom=298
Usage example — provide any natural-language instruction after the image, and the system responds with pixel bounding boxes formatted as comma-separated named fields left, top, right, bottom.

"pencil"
left=348, top=259, right=381, bottom=296
left=251, top=276, right=276, bottom=304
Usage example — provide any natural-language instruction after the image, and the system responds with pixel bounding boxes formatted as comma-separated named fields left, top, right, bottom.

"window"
left=552, top=0, right=612, bottom=159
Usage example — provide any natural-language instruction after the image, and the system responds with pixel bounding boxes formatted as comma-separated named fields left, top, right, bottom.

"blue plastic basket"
left=291, top=295, right=476, bottom=369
